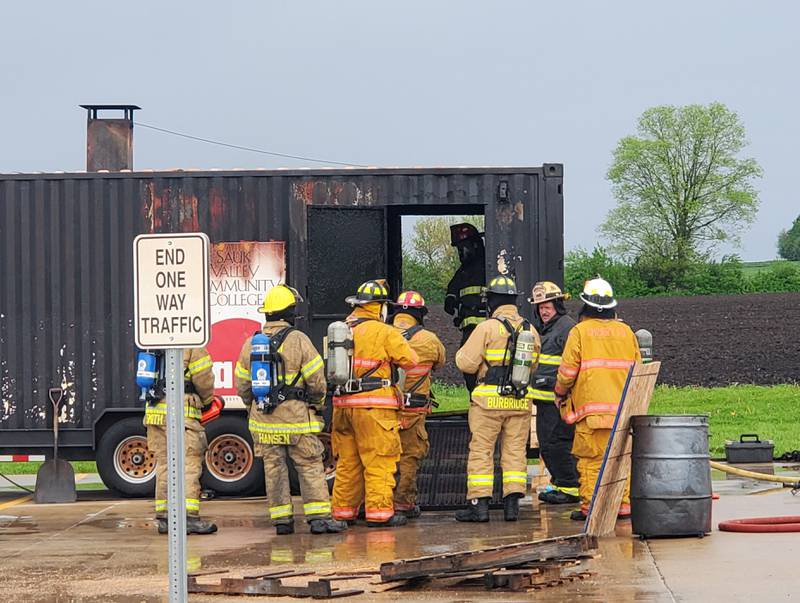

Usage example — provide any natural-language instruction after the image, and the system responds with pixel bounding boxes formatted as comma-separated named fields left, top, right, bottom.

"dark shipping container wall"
left=0, top=174, right=289, bottom=435
left=0, top=167, right=563, bottom=437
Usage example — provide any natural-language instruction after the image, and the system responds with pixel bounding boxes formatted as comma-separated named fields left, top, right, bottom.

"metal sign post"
left=134, top=232, right=210, bottom=603
left=165, top=348, right=187, bottom=601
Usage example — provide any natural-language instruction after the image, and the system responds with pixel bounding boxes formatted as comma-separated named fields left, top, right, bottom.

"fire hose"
left=709, top=460, right=800, bottom=533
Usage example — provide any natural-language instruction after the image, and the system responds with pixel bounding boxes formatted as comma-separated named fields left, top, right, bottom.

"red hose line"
left=718, top=516, right=800, bottom=533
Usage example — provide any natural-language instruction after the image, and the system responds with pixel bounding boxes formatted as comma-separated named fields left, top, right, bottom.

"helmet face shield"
left=456, top=237, right=483, bottom=264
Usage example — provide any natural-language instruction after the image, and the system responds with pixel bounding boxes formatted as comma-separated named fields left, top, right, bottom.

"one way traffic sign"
left=134, top=232, right=210, bottom=349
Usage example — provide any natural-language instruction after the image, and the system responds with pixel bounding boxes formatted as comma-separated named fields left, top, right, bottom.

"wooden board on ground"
left=379, top=533, right=596, bottom=582
left=585, top=361, right=661, bottom=537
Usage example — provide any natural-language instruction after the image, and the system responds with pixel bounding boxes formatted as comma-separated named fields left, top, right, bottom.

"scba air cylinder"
left=510, top=330, right=537, bottom=391
left=136, top=351, right=159, bottom=401
left=326, top=321, right=353, bottom=386
left=250, top=333, right=273, bottom=405
left=635, top=329, right=653, bottom=363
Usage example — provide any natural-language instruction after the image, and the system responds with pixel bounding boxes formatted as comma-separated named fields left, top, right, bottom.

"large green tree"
left=603, top=103, right=762, bottom=285
left=777, top=215, right=800, bottom=261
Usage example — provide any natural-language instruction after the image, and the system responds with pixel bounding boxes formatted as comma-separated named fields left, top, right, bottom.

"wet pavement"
left=0, top=471, right=798, bottom=602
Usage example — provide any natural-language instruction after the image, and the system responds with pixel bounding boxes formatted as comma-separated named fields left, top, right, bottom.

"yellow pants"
left=394, top=412, right=430, bottom=511
left=572, top=420, right=630, bottom=514
left=466, top=404, right=530, bottom=499
left=331, top=407, right=401, bottom=523
left=146, top=422, right=206, bottom=518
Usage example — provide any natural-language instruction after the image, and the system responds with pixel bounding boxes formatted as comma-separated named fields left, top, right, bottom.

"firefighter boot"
left=454, top=497, right=490, bottom=522
left=275, top=522, right=295, bottom=536
left=538, top=489, right=580, bottom=505
left=503, top=493, right=523, bottom=522
left=366, top=514, right=408, bottom=528
left=310, top=519, right=348, bottom=534
left=156, top=518, right=168, bottom=534
left=404, top=505, right=422, bottom=519
left=186, top=516, right=218, bottom=535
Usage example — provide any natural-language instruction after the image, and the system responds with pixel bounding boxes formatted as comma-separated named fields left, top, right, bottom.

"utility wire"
left=137, top=122, right=368, bottom=168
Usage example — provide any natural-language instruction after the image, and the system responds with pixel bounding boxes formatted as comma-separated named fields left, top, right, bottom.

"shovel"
left=34, top=387, right=77, bottom=504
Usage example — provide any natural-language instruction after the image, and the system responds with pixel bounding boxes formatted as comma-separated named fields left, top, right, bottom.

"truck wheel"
left=96, top=417, right=156, bottom=497
left=202, top=416, right=264, bottom=496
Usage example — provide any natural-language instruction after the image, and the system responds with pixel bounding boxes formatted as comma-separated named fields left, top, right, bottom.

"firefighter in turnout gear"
left=235, top=285, right=347, bottom=535
left=529, top=282, right=580, bottom=505
left=554, top=277, right=641, bottom=521
left=391, top=291, right=446, bottom=519
left=454, top=276, right=541, bottom=523
left=444, top=223, right=487, bottom=393
left=144, top=347, right=218, bottom=535
left=330, top=280, right=418, bottom=528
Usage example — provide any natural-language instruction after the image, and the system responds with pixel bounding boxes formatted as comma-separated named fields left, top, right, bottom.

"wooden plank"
left=380, top=534, right=596, bottom=582
left=585, top=361, right=661, bottom=537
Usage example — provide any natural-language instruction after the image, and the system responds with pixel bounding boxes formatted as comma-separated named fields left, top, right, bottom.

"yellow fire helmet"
left=529, top=281, right=571, bottom=305
left=345, top=279, right=391, bottom=305
left=580, top=276, right=617, bottom=309
left=259, top=284, right=302, bottom=314
left=486, top=275, right=518, bottom=296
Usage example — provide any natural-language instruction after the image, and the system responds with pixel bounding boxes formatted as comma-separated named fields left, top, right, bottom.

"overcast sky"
left=2, top=1, right=797, bottom=260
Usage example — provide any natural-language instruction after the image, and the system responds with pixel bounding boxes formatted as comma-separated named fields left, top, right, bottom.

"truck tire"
left=202, top=415, right=264, bottom=496
left=96, top=417, right=156, bottom=497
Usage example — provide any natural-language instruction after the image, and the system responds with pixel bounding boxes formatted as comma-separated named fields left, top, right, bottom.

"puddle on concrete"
left=81, top=517, right=155, bottom=530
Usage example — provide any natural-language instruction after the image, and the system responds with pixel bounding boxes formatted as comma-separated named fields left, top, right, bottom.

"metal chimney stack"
left=80, top=104, right=140, bottom=171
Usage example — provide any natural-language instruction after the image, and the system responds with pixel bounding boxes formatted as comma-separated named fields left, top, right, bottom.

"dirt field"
left=425, top=292, right=800, bottom=387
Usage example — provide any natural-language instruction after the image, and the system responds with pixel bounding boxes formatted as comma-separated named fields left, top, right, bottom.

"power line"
left=137, top=122, right=367, bottom=168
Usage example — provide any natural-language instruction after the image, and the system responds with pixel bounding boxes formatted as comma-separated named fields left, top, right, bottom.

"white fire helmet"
left=580, top=276, right=617, bottom=309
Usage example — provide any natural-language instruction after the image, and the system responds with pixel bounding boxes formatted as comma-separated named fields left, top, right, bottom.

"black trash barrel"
left=631, top=415, right=712, bottom=537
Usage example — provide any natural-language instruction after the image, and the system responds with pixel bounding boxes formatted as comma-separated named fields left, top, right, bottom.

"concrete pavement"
left=0, top=472, right=797, bottom=602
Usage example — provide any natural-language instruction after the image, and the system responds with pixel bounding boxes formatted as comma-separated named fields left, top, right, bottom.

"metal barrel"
left=630, top=415, right=712, bottom=537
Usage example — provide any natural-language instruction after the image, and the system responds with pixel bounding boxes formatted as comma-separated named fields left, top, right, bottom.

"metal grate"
left=417, top=416, right=504, bottom=509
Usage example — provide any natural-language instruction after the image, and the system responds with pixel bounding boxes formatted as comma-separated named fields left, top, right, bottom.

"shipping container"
left=0, top=165, right=564, bottom=497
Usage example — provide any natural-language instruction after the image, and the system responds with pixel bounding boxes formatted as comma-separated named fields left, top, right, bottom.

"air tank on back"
left=635, top=329, right=653, bottom=364
left=326, top=321, right=353, bottom=386
left=510, top=330, right=537, bottom=392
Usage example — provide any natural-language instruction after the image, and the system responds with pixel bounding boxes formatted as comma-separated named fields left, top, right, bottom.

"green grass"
left=651, top=384, right=799, bottom=456
left=0, top=461, right=97, bottom=475
left=432, top=382, right=471, bottom=414
left=76, top=482, right=109, bottom=491
left=741, top=259, right=800, bottom=276
left=432, top=382, right=800, bottom=457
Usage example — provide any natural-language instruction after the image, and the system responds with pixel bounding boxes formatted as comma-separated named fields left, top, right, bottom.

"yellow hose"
left=710, top=460, right=800, bottom=486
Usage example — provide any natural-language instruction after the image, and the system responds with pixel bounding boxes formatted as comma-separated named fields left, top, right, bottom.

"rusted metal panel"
left=0, top=166, right=563, bottom=452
